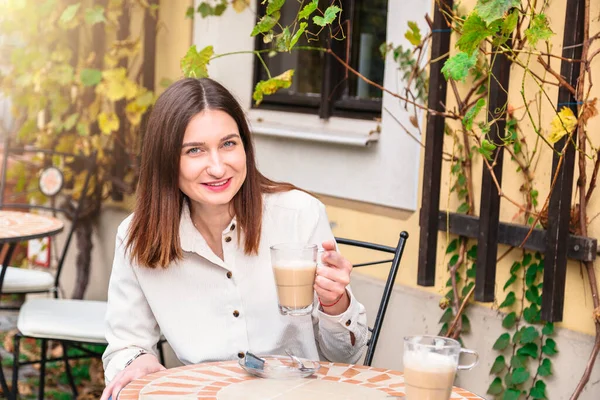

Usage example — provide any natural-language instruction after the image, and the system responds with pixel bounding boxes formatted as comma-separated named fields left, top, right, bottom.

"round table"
left=119, top=359, right=483, bottom=400
left=0, top=210, right=64, bottom=243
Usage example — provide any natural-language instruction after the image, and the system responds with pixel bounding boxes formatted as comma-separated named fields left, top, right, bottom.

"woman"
left=101, top=78, right=368, bottom=399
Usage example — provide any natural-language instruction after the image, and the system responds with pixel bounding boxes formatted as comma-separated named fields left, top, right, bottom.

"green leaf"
left=474, top=0, right=520, bottom=24
left=60, top=3, right=80, bottom=24
left=461, top=313, right=471, bottom=333
left=405, top=21, right=422, bottom=46
left=457, top=202, right=470, bottom=213
left=523, top=304, right=541, bottom=324
left=446, top=239, right=458, bottom=254
left=467, top=245, right=478, bottom=260
left=266, top=0, right=285, bottom=15
left=197, top=2, right=212, bottom=18
left=80, top=68, right=102, bottom=87
left=517, top=343, right=539, bottom=358
left=512, top=328, right=523, bottom=344
left=462, top=281, right=475, bottom=297
left=542, top=322, right=554, bottom=336
left=63, top=113, right=79, bottom=131
left=487, top=377, right=504, bottom=395
left=213, top=3, right=227, bottom=16
left=520, top=326, right=540, bottom=344
left=441, top=51, right=478, bottom=82
left=439, top=307, right=454, bottom=323
left=502, top=9, right=519, bottom=34
left=457, top=14, right=494, bottom=55
left=525, top=287, right=539, bottom=304
left=537, top=358, right=552, bottom=377
left=510, top=354, right=527, bottom=369
left=503, top=388, right=522, bottom=400
left=463, top=98, right=486, bottom=130
left=275, top=27, right=292, bottom=52
left=493, top=333, right=510, bottom=350
left=185, top=6, right=195, bottom=18
left=313, top=5, right=341, bottom=27
left=542, top=338, right=558, bottom=356
left=510, top=261, right=522, bottom=274
left=253, top=69, right=294, bottom=105
left=530, top=380, right=547, bottom=399
left=467, top=265, right=477, bottom=278
left=490, top=355, right=506, bottom=374
left=525, top=14, right=554, bottom=47
left=449, top=254, right=459, bottom=267
left=522, top=253, right=532, bottom=266
left=180, top=45, right=214, bottom=78
left=504, top=274, right=517, bottom=290
left=502, top=312, right=517, bottom=328
left=84, top=5, right=105, bottom=25
left=251, top=14, right=280, bottom=36
left=479, top=139, right=497, bottom=161
left=511, top=367, right=530, bottom=385
left=289, top=22, right=308, bottom=50
left=499, top=291, right=516, bottom=308
left=526, top=264, right=538, bottom=287
left=299, top=0, right=318, bottom=20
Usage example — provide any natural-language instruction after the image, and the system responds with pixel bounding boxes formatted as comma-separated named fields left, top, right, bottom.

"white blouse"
left=102, top=190, right=369, bottom=382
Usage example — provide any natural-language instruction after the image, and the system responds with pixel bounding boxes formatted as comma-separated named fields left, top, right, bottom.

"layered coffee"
left=403, top=351, right=457, bottom=400
left=272, top=261, right=316, bottom=309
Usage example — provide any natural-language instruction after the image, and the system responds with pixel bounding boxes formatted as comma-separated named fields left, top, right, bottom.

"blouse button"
left=230, top=224, right=235, bottom=231
left=233, top=310, right=240, bottom=317
left=345, top=319, right=351, bottom=327
left=238, top=352, right=245, bottom=359
left=225, top=236, right=232, bottom=243
left=226, top=271, right=233, bottom=279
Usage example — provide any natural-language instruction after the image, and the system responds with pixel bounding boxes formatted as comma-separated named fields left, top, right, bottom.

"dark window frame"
left=251, top=0, right=385, bottom=120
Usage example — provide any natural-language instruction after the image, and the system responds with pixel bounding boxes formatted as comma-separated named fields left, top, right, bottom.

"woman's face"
left=179, top=109, right=247, bottom=213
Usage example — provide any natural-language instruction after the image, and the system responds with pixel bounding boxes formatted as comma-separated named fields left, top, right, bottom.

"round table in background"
left=0, top=210, right=64, bottom=243
left=119, top=359, right=483, bottom=400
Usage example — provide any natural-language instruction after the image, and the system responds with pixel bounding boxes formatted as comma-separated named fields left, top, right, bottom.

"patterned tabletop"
left=0, top=210, right=64, bottom=243
left=120, top=359, right=483, bottom=400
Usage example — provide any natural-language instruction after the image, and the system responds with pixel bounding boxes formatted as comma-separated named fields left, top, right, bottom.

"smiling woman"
left=100, top=78, right=370, bottom=400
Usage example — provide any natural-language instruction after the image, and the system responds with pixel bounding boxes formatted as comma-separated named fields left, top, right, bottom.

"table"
left=120, top=359, right=483, bottom=400
left=0, top=210, right=64, bottom=397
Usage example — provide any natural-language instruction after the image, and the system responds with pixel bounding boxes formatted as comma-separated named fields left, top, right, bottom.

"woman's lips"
left=201, top=178, right=232, bottom=192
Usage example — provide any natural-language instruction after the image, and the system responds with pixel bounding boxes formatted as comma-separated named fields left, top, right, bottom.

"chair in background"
left=335, top=231, right=409, bottom=367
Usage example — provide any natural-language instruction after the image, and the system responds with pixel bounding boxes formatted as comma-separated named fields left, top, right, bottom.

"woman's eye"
left=186, top=147, right=202, bottom=155
left=223, top=140, right=237, bottom=148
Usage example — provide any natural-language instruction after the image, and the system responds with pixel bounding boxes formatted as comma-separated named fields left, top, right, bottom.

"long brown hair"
left=127, top=78, right=296, bottom=268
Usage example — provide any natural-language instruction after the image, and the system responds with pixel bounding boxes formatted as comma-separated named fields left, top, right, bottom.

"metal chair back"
left=0, top=137, right=97, bottom=292
left=336, top=231, right=409, bottom=366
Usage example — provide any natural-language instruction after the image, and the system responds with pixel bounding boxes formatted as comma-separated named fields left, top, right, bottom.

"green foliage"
left=474, top=0, right=520, bottom=24
left=529, top=380, right=547, bottom=399
left=181, top=45, right=214, bottom=78
left=313, top=5, right=341, bottom=27
left=479, top=139, right=497, bottom=161
left=499, top=291, right=516, bottom=308
left=442, top=51, right=478, bottom=82
left=405, top=21, right=421, bottom=46
left=253, top=69, right=294, bottom=105
left=491, top=355, right=507, bottom=374
left=299, top=0, right=318, bottom=20
left=463, top=98, right=486, bottom=130
left=252, top=14, right=280, bottom=36
left=457, top=14, right=495, bottom=55
left=525, top=14, right=554, bottom=46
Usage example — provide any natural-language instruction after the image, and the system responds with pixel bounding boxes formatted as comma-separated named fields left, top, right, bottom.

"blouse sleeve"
left=102, top=223, right=162, bottom=383
left=308, top=200, right=369, bottom=364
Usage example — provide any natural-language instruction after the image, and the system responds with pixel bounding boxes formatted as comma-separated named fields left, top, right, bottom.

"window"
left=253, top=0, right=388, bottom=120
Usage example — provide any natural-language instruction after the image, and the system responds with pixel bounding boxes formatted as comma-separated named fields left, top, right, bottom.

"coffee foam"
left=274, top=260, right=316, bottom=269
left=403, top=350, right=457, bottom=373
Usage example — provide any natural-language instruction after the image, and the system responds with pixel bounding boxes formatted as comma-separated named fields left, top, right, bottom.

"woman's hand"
left=314, top=240, right=352, bottom=315
left=100, top=353, right=165, bottom=400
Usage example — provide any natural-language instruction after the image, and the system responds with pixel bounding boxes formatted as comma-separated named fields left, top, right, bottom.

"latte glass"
left=403, top=335, right=479, bottom=400
left=270, top=243, right=318, bottom=316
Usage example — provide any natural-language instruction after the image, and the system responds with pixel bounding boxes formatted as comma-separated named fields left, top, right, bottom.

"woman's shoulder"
left=265, top=189, right=323, bottom=212
left=115, top=213, right=135, bottom=240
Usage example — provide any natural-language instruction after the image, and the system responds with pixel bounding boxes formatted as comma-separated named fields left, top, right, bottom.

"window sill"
left=248, top=110, right=381, bottom=147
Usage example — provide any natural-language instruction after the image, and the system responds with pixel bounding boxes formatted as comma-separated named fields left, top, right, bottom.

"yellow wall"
left=325, top=0, right=600, bottom=337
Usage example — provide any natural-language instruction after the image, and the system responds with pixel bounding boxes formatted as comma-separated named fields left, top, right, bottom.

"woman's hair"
left=127, top=78, right=297, bottom=268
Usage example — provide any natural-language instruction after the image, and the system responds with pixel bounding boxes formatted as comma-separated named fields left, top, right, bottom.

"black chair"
left=336, top=231, right=409, bottom=367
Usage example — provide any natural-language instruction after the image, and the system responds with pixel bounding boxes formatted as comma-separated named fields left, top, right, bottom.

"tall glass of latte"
left=403, top=335, right=479, bottom=400
left=270, top=243, right=317, bottom=316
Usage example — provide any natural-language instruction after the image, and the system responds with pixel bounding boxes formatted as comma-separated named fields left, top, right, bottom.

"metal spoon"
left=284, top=349, right=312, bottom=372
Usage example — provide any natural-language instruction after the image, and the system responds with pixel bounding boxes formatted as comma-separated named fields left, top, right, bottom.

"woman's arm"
left=102, top=224, right=163, bottom=384
left=308, top=201, right=369, bottom=364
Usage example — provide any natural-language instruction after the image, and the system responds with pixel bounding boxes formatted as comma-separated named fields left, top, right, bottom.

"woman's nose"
left=206, top=153, right=225, bottom=178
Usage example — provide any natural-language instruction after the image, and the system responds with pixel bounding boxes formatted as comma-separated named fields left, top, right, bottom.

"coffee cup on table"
left=403, top=335, right=479, bottom=400
left=270, top=243, right=318, bottom=316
